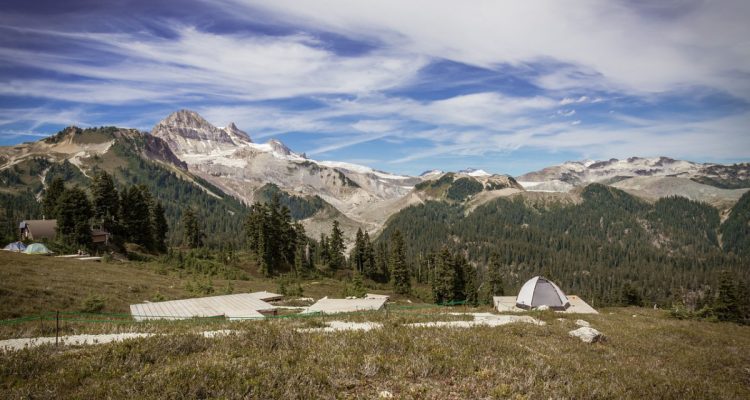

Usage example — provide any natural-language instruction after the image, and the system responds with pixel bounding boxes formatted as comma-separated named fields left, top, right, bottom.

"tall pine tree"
left=432, top=247, right=455, bottom=304
left=56, top=186, right=93, bottom=249
left=151, top=202, right=168, bottom=252
left=328, top=220, right=345, bottom=270
left=42, top=177, right=65, bottom=220
left=390, top=230, right=411, bottom=294
left=182, top=207, right=205, bottom=249
left=482, top=254, right=505, bottom=304
left=91, top=170, right=120, bottom=234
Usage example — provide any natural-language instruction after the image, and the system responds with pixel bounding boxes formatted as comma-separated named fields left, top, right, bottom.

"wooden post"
left=55, top=311, right=59, bottom=346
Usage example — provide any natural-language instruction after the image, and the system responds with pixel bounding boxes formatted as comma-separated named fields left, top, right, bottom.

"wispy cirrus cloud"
left=0, top=0, right=748, bottom=173
left=232, top=0, right=750, bottom=100
left=0, top=24, right=427, bottom=103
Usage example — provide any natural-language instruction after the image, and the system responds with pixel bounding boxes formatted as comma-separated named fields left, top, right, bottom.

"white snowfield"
left=317, top=161, right=412, bottom=181
left=466, top=169, right=491, bottom=177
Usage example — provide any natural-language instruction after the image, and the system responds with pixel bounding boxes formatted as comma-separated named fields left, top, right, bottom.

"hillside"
left=0, top=251, right=360, bottom=320
left=151, top=110, right=421, bottom=236
left=377, top=184, right=750, bottom=306
left=0, top=126, right=248, bottom=247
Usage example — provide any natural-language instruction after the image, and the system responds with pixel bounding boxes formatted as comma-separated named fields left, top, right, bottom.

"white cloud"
left=0, top=24, right=428, bottom=104
left=233, top=0, right=750, bottom=99
left=0, top=106, right=91, bottom=132
left=557, top=109, right=576, bottom=117
left=560, top=96, right=588, bottom=105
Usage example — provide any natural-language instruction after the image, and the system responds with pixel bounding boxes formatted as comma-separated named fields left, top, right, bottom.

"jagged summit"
left=152, top=110, right=240, bottom=151
left=224, top=122, right=252, bottom=144
left=267, top=139, right=293, bottom=156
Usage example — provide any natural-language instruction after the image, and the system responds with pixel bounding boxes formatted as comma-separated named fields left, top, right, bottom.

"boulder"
left=536, top=305, right=550, bottom=311
left=575, top=319, right=590, bottom=327
left=569, top=327, right=604, bottom=343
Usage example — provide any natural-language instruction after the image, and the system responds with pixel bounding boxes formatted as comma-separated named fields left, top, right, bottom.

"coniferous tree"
left=319, top=233, right=330, bottom=268
left=714, top=271, right=741, bottom=322
left=353, top=228, right=365, bottom=273
left=91, top=170, right=120, bottom=234
left=482, top=254, right=505, bottom=304
left=56, top=186, right=93, bottom=248
left=119, top=186, right=154, bottom=248
left=42, top=177, right=65, bottom=220
left=362, top=231, right=377, bottom=279
left=151, top=202, right=168, bottom=252
left=182, top=207, right=205, bottom=249
left=432, top=247, right=455, bottom=304
left=244, top=196, right=301, bottom=276
left=376, top=241, right=390, bottom=283
left=389, top=230, right=411, bottom=294
left=464, top=261, right=479, bottom=306
left=452, top=252, right=468, bottom=301
left=328, top=220, right=345, bottom=270
left=293, top=222, right=309, bottom=275
left=620, top=282, right=643, bottom=306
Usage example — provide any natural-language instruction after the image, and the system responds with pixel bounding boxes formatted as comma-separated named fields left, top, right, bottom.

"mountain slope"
left=150, top=110, right=420, bottom=238
left=377, top=183, right=749, bottom=306
left=0, top=126, right=248, bottom=246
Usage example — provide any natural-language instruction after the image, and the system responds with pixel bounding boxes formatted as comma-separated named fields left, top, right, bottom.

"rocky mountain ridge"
left=2, top=110, right=750, bottom=243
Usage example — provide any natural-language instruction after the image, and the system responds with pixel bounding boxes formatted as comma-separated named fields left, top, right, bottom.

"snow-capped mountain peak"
left=267, top=139, right=293, bottom=156
left=515, top=156, right=750, bottom=193
left=458, top=168, right=492, bottom=177
left=223, top=122, right=252, bottom=145
left=419, top=169, right=444, bottom=177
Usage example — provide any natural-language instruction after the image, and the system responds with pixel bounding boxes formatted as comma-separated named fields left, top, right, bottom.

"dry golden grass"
left=1, top=308, right=749, bottom=399
left=0, top=252, right=353, bottom=319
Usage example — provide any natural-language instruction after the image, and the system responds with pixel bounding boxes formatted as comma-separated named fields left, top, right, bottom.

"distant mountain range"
left=1, top=109, right=749, bottom=244
left=517, top=157, right=750, bottom=209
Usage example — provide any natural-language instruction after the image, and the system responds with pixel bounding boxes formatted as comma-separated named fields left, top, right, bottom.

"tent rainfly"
left=23, top=243, right=52, bottom=255
left=3, top=241, right=26, bottom=252
left=516, top=276, right=570, bottom=310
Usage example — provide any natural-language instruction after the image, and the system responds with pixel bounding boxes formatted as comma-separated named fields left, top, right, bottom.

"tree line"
left=376, top=184, right=750, bottom=309
left=40, top=170, right=168, bottom=252
left=242, top=194, right=412, bottom=294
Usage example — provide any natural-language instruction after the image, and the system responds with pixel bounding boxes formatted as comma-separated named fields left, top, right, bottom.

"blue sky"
left=1, top=0, right=749, bottom=176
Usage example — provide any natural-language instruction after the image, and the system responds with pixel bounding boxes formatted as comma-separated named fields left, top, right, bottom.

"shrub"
left=80, top=295, right=106, bottom=313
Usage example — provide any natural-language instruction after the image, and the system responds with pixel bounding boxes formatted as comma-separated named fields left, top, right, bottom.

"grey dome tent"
left=3, top=241, right=26, bottom=252
left=516, top=276, right=570, bottom=310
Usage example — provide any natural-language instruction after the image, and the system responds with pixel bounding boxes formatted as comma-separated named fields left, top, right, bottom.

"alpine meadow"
left=1, top=1, right=750, bottom=399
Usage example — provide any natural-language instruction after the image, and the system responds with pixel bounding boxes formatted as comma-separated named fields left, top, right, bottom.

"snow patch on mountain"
left=420, top=169, right=444, bottom=177
left=317, top=161, right=412, bottom=181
